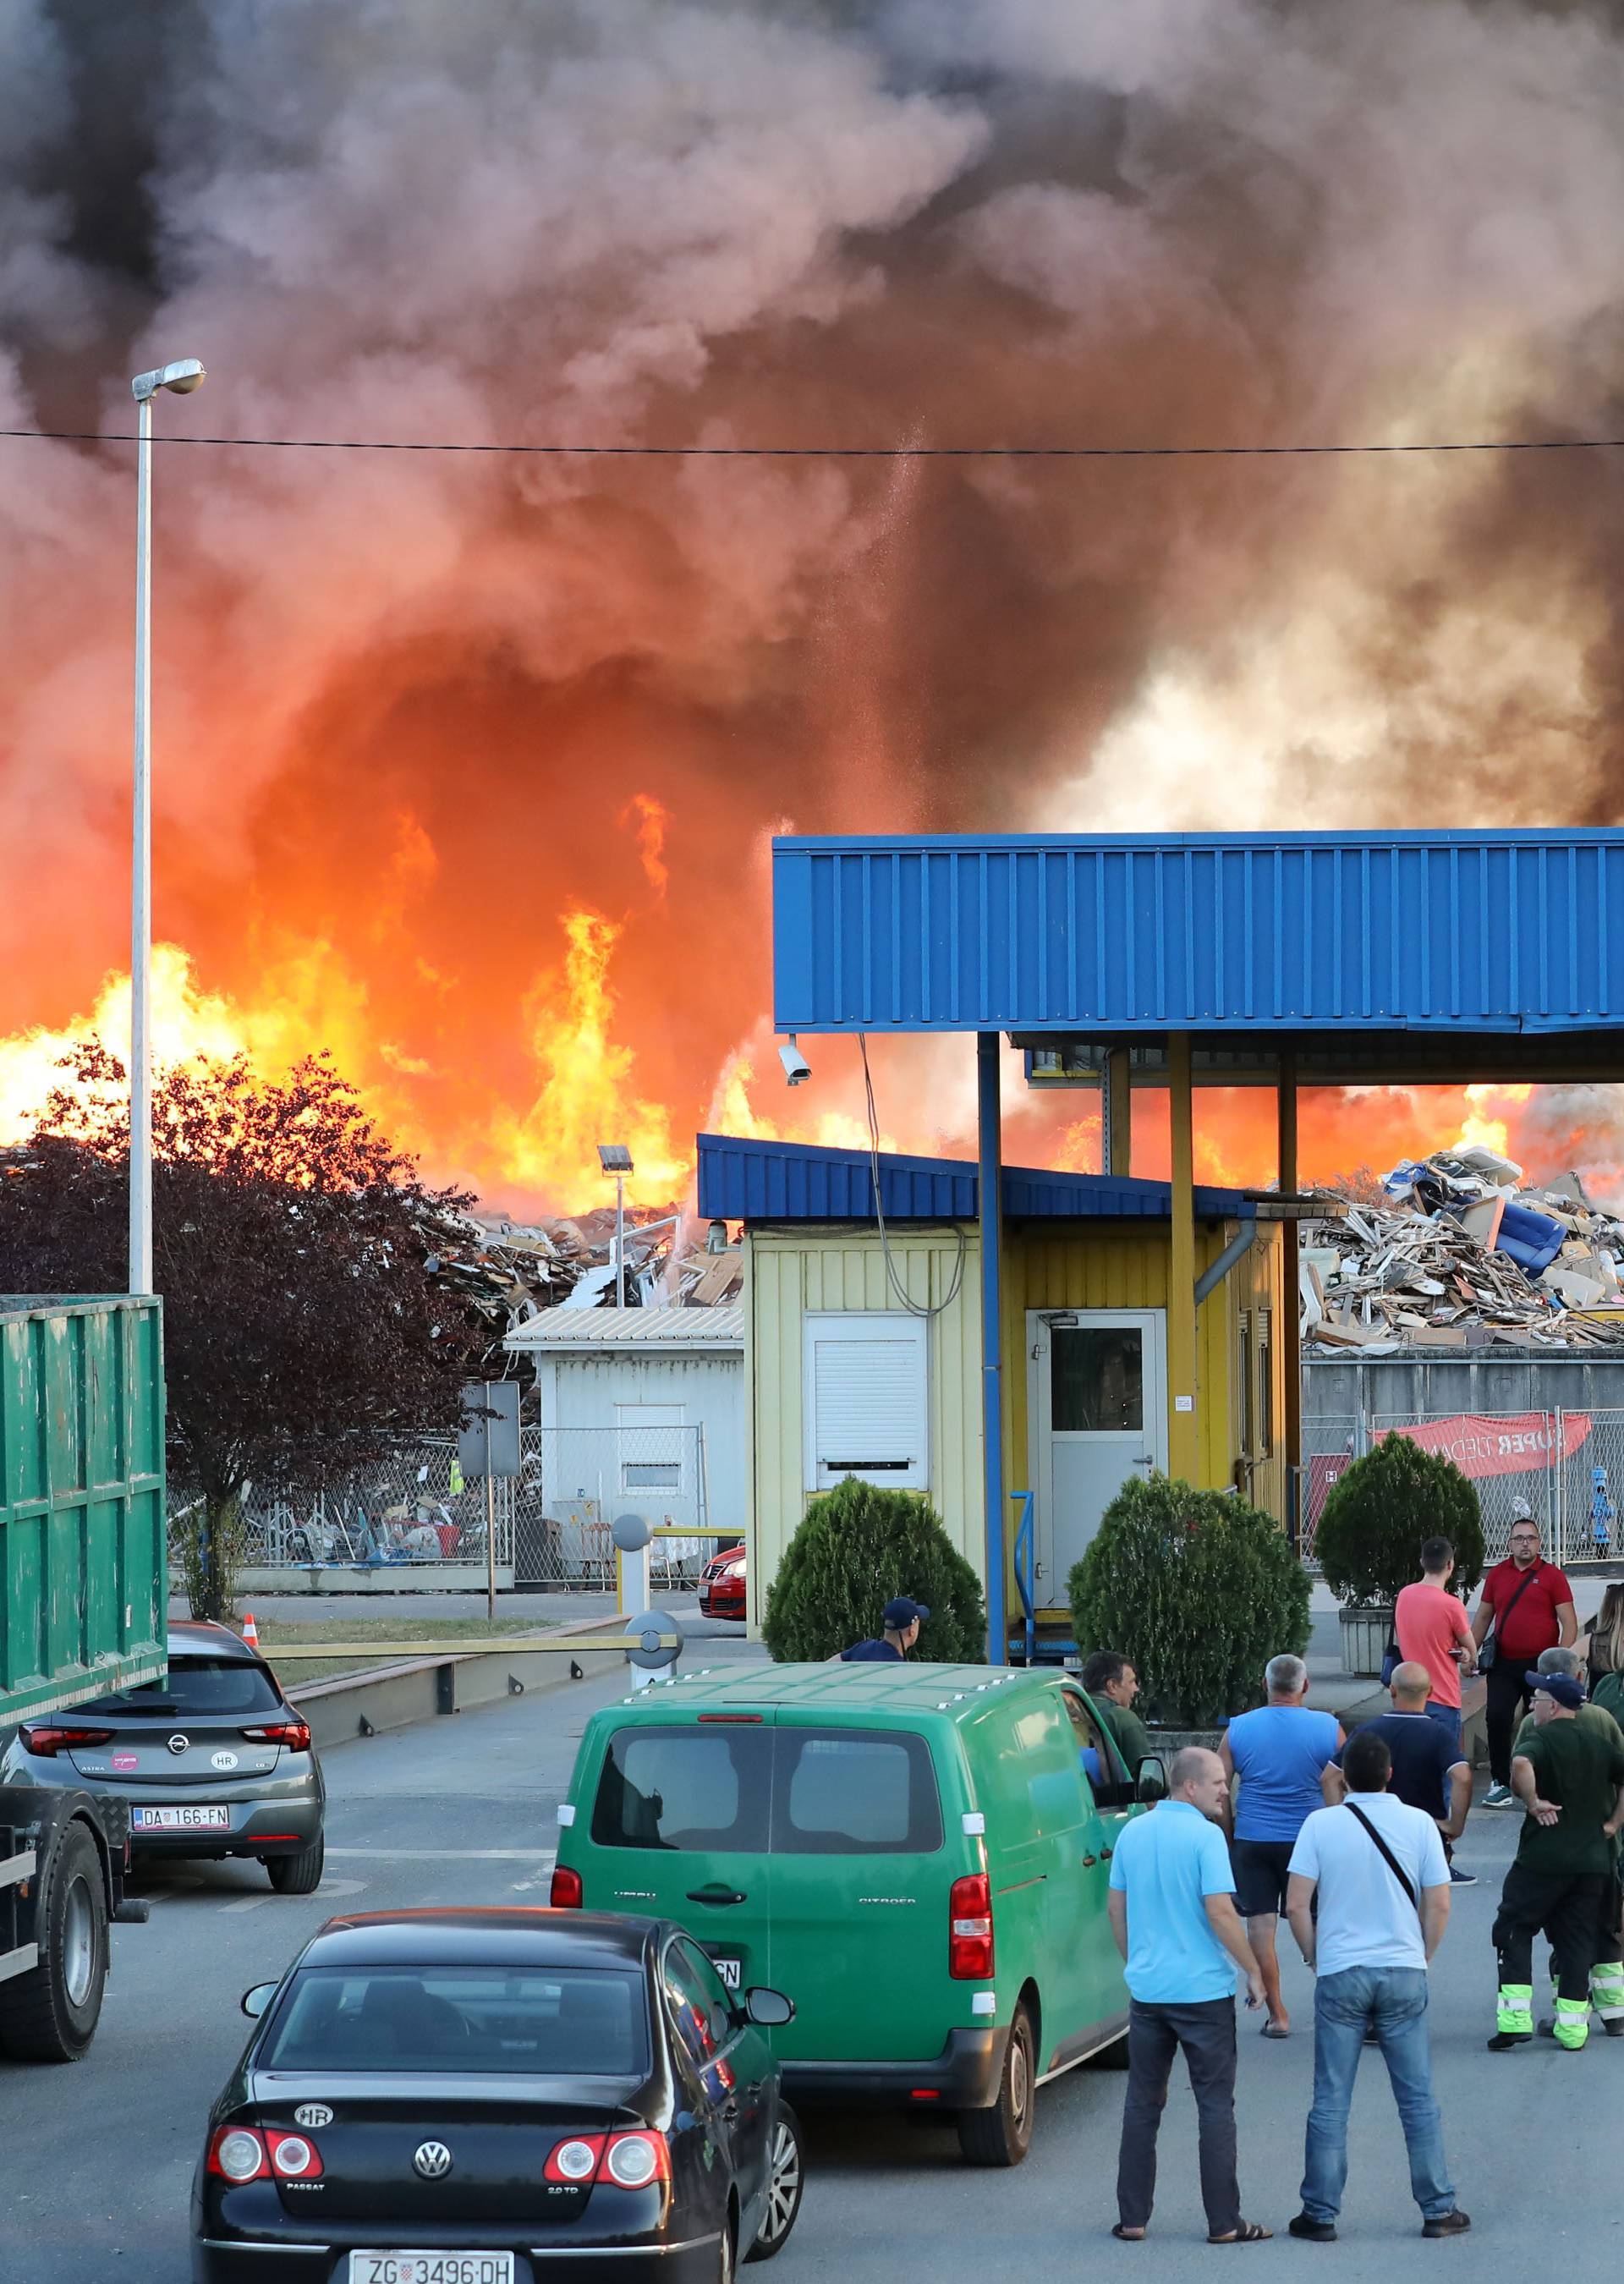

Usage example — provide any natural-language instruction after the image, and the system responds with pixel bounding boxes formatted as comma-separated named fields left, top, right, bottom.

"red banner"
left=1373, top=1412, right=1592, bottom=1480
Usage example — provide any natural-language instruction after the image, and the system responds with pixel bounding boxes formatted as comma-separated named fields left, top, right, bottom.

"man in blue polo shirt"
left=1107, top=1747, right=1272, bottom=2245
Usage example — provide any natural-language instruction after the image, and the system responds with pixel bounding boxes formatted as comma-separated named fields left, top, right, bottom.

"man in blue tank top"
left=1220, top=1654, right=1345, bottom=2039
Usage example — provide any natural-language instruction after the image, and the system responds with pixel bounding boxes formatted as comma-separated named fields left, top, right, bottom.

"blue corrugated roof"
left=696, top=1133, right=1254, bottom=1223
left=772, top=831, right=1624, bottom=1036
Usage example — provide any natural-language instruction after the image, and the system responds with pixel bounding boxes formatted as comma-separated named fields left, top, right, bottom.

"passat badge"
left=294, top=2103, right=333, bottom=2129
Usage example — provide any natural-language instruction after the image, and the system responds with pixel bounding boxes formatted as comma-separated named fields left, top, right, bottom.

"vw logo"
left=167, top=1734, right=189, bottom=1756
left=413, top=2141, right=453, bottom=2181
left=294, top=2103, right=332, bottom=2130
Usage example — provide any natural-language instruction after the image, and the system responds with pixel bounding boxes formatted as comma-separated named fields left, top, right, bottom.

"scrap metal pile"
left=1301, top=1146, right=1624, bottom=1353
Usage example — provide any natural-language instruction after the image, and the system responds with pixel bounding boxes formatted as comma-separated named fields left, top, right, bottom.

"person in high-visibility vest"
left=1489, top=1667, right=1624, bottom=2053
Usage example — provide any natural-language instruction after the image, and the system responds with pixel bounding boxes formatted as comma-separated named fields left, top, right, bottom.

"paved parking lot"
left=1, top=1633, right=1616, bottom=2280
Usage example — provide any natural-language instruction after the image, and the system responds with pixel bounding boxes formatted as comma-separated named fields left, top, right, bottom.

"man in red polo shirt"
left=1473, top=1504, right=1576, bottom=1809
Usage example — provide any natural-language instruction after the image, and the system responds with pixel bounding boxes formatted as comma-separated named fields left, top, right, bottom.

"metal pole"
left=615, top=1173, right=625, bottom=1305
left=484, top=1404, right=497, bottom=1620
left=977, top=1031, right=1006, bottom=1665
left=129, top=391, right=154, bottom=1296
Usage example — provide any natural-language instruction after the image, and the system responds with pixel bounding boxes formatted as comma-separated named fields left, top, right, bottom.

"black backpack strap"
left=1344, top=1803, right=1420, bottom=1913
left=1485, top=1567, right=1539, bottom=1647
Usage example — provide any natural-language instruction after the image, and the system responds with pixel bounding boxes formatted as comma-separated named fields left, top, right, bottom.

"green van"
left=550, top=1661, right=1165, bottom=2166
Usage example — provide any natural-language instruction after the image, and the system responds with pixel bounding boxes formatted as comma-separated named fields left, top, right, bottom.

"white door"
left=1027, top=1310, right=1167, bottom=1591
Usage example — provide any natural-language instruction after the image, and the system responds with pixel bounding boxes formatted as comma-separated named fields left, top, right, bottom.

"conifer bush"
left=1068, top=1474, right=1309, bottom=1727
left=1314, top=1432, right=1484, bottom=1607
left=761, top=1476, right=986, bottom=1662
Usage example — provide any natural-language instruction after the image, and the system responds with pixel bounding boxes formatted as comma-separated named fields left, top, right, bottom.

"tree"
left=0, top=1046, right=482, bottom=1619
left=1314, top=1432, right=1484, bottom=1609
left=761, top=1477, right=985, bottom=1662
left=1068, top=1474, right=1311, bottom=1727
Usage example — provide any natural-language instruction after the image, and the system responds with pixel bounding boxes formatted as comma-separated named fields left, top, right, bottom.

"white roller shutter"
left=802, top=1313, right=928, bottom=1491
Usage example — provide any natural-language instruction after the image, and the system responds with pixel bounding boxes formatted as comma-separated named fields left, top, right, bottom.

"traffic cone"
left=242, top=1611, right=260, bottom=1650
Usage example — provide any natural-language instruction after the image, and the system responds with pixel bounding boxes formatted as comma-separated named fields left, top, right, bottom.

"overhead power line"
left=3, top=426, right=1624, bottom=460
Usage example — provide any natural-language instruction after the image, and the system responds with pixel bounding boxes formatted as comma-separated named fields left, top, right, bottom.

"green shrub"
left=761, top=1477, right=986, bottom=1662
left=1314, top=1433, right=1484, bottom=1608
left=1067, top=1474, right=1309, bottom=1727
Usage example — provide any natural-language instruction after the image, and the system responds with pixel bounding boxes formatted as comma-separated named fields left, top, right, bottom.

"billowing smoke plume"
left=3, top=0, right=1623, bottom=1204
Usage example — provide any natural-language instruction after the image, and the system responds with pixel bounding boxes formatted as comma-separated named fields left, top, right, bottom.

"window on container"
left=1238, top=1311, right=1254, bottom=1457
left=1257, top=1310, right=1274, bottom=1458
left=802, top=1312, right=928, bottom=1491
left=617, top=1403, right=684, bottom=1496
left=1051, top=1325, right=1143, bottom=1432
left=774, top=1728, right=943, bottom=1854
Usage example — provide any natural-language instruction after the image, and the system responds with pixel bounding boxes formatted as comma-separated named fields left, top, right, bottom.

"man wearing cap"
left=840, top=1597, right=929, bottom=1661
left=1472, top=1504, right=1576, bottom=1810
left=1512, top=1647, right=1624, bottom=2037
left=1488, top=1666, right=1624, bottom=2053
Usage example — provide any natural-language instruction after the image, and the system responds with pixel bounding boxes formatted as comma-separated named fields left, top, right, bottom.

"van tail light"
left=241, top=1721, right=312, bottom=1752
left=266, top=2130, right=323, bottom=2180
left=208, top=2127, right=270, bottom=2182
left=550, top=1865, right=584, bottom=1908
left=949, top=1873, right=994, bottom=1980
left=18, top=1725, right=113, bottom=1758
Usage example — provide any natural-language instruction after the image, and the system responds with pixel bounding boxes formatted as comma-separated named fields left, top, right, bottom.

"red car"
left=698, top=1540, right=746, bottom=1619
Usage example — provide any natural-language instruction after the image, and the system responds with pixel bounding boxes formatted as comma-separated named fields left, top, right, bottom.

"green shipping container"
left=0, top=1296, right=167, bottom=1725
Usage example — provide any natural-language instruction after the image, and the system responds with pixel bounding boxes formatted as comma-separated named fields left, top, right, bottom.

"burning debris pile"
left=429, top=1205, right=738, bottom=1340
left=1302, top=1148, right=1624, bottom=1354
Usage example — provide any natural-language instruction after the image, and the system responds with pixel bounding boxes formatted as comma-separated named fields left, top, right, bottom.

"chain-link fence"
left=1301, top=1404, right=1624, bottom=1569
left=200, top=1423, right=721, bottom=1593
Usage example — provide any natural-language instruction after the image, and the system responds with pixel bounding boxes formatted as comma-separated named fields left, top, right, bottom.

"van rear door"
left=579, top=1713, right=776, bottom=1996
left=766, top=1721, right=953, bottom=2064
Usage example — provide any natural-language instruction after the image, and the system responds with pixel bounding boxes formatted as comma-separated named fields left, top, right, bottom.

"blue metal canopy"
left=772, top=830, right=1624, bottom=1037
left=696, top=1132, right=1253, bottom=1224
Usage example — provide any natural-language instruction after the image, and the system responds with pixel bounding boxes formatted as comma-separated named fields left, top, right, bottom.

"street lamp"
left=128, top=356, right=206, bottom=1295
left=597, top=1143, right=634, bottom=1305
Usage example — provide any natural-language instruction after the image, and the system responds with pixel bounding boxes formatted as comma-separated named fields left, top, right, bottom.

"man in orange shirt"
left=1395, top=1538, right=1478, bottom=1757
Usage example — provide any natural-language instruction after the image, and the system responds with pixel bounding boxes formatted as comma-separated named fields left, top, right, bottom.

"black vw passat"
left=192, top=1908, right=805, bottom=2284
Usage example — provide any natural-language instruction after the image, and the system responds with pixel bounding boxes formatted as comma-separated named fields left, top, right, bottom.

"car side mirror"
left=1135, top=1755, right=1169, bottom=1805
left=242, top=1982, right=277, bottom=2019
left=743, top=1986, right=795, bottom=2028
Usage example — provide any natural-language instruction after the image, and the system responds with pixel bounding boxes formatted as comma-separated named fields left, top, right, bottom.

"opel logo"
left=167, top=1734, right=189, bottom=1756
left=413, top=2140, right=453, bottom=2181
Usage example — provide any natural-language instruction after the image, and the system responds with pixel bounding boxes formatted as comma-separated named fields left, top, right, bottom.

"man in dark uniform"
left=841, top=1597, right=929, bottom=1661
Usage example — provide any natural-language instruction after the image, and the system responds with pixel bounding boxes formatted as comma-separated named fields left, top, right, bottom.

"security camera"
left=778, top=1037, right=811, bottom=1087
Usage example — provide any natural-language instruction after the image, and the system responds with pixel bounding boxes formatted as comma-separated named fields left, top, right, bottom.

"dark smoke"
left=3, top=0, right=1623, bottom=1197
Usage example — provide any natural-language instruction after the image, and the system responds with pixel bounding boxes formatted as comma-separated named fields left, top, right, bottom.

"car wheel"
left=265, top=1834, right=325, bottom=1894
left=717, top=2206, right=737, bottom=2284
left=0, top=1821, right=107, bottom=2062
left=955, top=2001, right=1035, bottom=2167
left=744, top=2104, right=804, bottom=2262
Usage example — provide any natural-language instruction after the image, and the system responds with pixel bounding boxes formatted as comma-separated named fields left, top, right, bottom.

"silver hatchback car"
left=1, top=1620, right=326, bottom=1892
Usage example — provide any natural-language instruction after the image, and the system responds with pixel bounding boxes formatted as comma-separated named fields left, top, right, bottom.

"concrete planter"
left=1144, top=1725, right=1225, bottom=1757
left=1338, top=1602, right=1395, bottom=1679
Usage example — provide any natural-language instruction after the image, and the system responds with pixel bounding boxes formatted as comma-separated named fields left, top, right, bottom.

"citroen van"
left=551, top=1662, right=1165, bottom=2166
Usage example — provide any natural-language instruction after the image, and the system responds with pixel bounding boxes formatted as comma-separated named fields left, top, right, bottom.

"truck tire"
left=0, top=1821, right=108, bottom=2062
left=265, top=1833, right=325, bottom=1894
left=955, top=2002, right=1035, bottom=2167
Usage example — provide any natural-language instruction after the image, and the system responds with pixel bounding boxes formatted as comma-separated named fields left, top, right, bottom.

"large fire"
left=3, top=8, right=1624, bottom=1211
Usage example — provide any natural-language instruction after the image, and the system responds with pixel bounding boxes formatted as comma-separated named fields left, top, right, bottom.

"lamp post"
left=597, top=1143, right=634, bottom=1304
left=128, top=356, right=206, bottom=1295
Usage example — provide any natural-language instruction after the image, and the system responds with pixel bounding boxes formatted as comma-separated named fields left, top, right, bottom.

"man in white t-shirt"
left=1283, top=1727, right=1468, bottom=2243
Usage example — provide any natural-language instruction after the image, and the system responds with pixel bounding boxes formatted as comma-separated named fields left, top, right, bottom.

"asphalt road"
left=2, top=1636, right=1617, bottom=2281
